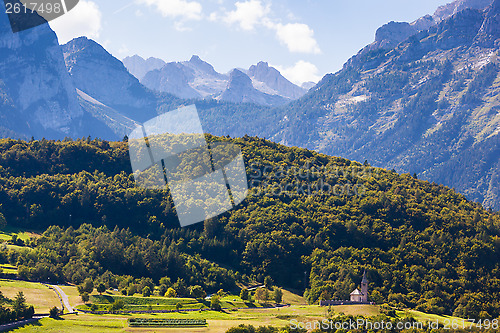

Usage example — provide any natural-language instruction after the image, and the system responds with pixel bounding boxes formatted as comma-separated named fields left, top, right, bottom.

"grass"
left=219, top=295, right=264, bottom=309
left=0, top=228, right=40, bottom=242
left=11, top=307, right=318, bottom=333
left=77, top=294, right=206, bottom=312
left=0, top=263, right=18, bottom=274
left=281, top=288, right=306, bottom=305
left=396, top=309, right=474, bottom=327
left=0, top=279, right=60, bottom=313
left=330, top=304, right=380, bottom=317
left=78, top=293, right=266, bottom=312
left=12, top=314, right=126, bottom=332
left=59, top=285, right=84, bottom=308
left=91, top=294, right=202, bottom=306
left=14, top=304, right=444, bottom=333
left=0, top=242, right=32, bottom=252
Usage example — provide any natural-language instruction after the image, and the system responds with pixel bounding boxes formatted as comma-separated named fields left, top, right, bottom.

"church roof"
left=361, top=270, right=368, bottom=284
left=350, top=288, right=363, bottom=296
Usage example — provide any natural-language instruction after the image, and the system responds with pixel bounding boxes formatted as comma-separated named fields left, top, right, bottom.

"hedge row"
left=128, top=318, right=207, bottom=326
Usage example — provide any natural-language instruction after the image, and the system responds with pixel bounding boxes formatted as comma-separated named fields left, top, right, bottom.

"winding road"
left=49, top=285, right=73, bottom=313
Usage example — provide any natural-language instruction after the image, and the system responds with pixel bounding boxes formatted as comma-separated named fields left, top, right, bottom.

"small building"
left=350, top=288, right=364, bottom=302
left=350, top=270, right=368, bottom=303
left=320, top=270, right=370, bottom=306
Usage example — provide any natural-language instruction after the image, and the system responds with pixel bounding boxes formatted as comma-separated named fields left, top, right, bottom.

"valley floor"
left=0, top=279, right=473, bottom=332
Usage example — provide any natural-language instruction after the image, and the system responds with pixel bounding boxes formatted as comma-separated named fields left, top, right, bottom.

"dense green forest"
left=0, top=137, right=499, bottom=319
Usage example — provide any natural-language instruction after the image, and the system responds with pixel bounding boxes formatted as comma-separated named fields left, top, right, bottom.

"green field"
left=76, top=293, right=267, bottom=312
left=0, top=279, right=60, bottom=313
left=78, top=294, right=207, bottom=312
left=5, top=298, right=477, bottom=333
left=0, top=279, right=477, bottom=333
left=128, top=318, right=207, bottom=327
left=10, top=305, right=328, bottom=333
left=396, top=309, right=477, bottom=327
left=0, top=229, right=40, bottom=242
left=0, top=263, right=18, bottom=274
left=0, top=228, right=39, bottom=253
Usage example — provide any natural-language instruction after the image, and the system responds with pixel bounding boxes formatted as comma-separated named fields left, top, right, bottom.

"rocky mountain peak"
left=248, top=61, right=306, bottom=100
left=474, top=0, right=500, bottom=46
left=62, top=37, right=157, bottom=122
left=248, top=61, right=270, bottom=73
left=248, top=62, right=275, bottom=79
left=64, top=37, right=125, bottom=71
left=410, top=15, right=436, bottom=31
left=433, top=0, right=492, bottom=22
left=141, top=62, right=200, bottom=99
left=374, top=21, right=418, bottom=49
left=187, top=55, right=219, bottom=76
left=0, top=1, right=84, bottom=138
left=227, top=69, right=253, bottom=90
left=122, top=55, right=166, bottom=81
left=216, top=69, right=287, bottom=106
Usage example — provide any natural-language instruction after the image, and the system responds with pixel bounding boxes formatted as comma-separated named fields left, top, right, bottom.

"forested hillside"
left=0, top=137, right=498, bottom=319
left=273, top=2, right=500, bottom=210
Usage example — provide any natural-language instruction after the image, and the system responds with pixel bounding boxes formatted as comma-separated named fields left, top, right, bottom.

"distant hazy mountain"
left=185, top=55, right=229, bottom=97
left=142, top=61, right=201, bottom=99
left=215, top=69, right=287, bottom=106
left=301, top=82, right=317, bottom=90
left=127, top=55, right=306, bottom=106
left=122, top=55, right=166, bottom=81
left=141, top=55, right=227, bottom=99
left=1, top=0, right=498, bottom=210
left=273, top=0, right=500, bottom=209
left=248, top=61, right=306, bottom=100
left=62, top=37, right=159, bottom=124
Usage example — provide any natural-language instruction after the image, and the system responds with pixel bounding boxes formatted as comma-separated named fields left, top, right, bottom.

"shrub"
left=49, top=306, right=59, bottom=318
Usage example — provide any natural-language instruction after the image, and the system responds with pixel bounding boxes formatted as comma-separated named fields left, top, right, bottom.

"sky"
left=49, top=0, right=453, bottom=85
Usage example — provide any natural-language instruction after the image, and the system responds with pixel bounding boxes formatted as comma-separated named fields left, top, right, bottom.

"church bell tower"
left=361, top=270, right=368, bottom=303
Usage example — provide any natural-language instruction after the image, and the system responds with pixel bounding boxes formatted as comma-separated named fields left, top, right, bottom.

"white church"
left=349, top=270, right=368, bottom=303
left=320, top=270, right=369, bottom=306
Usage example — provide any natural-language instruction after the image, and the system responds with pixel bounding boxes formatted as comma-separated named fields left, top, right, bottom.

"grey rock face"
left=474, top=0, right=500, bottom=47
left=217, top=69, right=287, bottom=106
left=433, top=0, right=492, bottom=21
left=137, top=55, right=305, bottom=105
left=248, top=61, right=305, bottom=100
left=0, top=1, right=84, bottom=138
left=62, top=37, right=157, bottom=123
left=273, top=2, right=500, bottom=209
left=122, top=55, right=166, bottom=81
left=374, top=21, right=418, bottom=49
left=142, top=62, right=201, bottom=99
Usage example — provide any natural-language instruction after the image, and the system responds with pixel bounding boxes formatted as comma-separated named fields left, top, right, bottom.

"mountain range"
left=123, top=54, right=307, bottom=105
left=0, top=0, right=85, bottom=139
left=0, top=0, right=500, bottom=210
left=273, top=0, right=500, bottom=209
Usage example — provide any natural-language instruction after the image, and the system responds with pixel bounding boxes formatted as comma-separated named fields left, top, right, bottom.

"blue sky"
left=49, top=0, right=452, bottom=85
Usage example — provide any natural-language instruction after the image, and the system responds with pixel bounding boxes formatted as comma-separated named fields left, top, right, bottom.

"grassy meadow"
left=0, top=279, right=60, bottom=313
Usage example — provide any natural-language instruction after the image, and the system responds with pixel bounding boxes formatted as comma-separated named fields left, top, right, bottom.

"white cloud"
left=50, top=1, right=102, bottom=44
left=224, top=0, right=270, bottom=31
left=118, top=44, right=130, bottom=55
left=138, top=0, right=203, bottom=21
left=208, top=12, right=218, bottom=21
left=275, top=61, right=321, bottom=85
left=274, top=23, right=321, bottom=54
left=219, top=1, right=321, bottom=54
